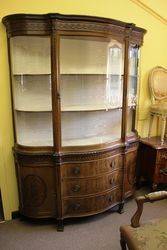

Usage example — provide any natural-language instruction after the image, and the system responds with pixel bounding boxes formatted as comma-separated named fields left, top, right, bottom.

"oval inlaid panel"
left=22, top=175, right=47, bottom=207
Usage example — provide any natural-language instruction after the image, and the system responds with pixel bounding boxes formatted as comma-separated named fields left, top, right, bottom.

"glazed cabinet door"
left=10, top=36, right=53, bottom=147
left=127, top=45, right=139, bottom=137
left=59, top=35, right=124, bottom=148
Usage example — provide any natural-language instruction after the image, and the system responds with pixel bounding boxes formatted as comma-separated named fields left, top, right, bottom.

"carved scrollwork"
left=54, top=20, right=124, bottom=34
left=56, top=148, right=123, bottom=163
left=16, top=154, right=53, bottom=165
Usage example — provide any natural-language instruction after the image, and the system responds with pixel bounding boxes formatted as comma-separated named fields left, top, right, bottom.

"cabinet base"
left=57, top=219, right=64, bottom=232
left=118, top=202, right=125, bottom=214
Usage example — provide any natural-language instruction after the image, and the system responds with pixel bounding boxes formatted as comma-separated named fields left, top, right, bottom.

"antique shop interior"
left=0, top=1, right=167, bottom=250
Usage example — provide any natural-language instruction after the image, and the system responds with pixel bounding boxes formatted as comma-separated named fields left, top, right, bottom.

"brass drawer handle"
left=160, top=168, right=167, bottom=176
left=110, top=160, right=116, bottom=168
left=72, top=203, right=81, bottom=210
left=72, top=184, right=81, bottom=192
left=108, top=196, right=113, bottom=203
left=73, top=167, right=80, bottom=175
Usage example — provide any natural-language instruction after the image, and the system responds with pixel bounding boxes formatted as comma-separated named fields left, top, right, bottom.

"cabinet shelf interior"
left=10, top=35, right=138, bottom=147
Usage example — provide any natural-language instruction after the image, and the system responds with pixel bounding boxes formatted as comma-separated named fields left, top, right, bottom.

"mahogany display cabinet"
left=2, top=13, right=146, bottom=231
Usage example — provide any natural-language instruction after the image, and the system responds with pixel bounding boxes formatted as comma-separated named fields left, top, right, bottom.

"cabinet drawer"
left=61, top=155, right=123, bottom=178
left=62, top=169, right=123, bottom=197
left=157, top=150, right=167, bottom=164
left=63, top=188, right=121, bottom=217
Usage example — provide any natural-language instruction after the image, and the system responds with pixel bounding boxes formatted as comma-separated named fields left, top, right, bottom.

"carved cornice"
left=2, top=13, right=146, bottom=45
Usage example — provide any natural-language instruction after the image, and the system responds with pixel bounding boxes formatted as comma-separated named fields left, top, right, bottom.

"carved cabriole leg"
left=118, top=201, right=125, bottom=214
left=148, top=113, right=154, bottom=138
left=120, top=234, right=127, bottom=250
left=161, top=116, right=166, bottom=143
left=57, top=219, right=64, bottom=232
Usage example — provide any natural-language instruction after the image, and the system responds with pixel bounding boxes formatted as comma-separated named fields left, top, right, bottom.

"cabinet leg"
left=152, top=183, right=158, bottom=191
left=118, top=202, right=125, bottom=214
left=148, top=114, right=154, bottom=138
left=57, top=219, right=64, bottom=232
left=120, top=234, right=127, bottom=250
left=161, top=116, right=166, bottom=144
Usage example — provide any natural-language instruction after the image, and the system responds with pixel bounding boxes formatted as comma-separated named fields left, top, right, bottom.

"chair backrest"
left=149, top=66, right=167, bottom=103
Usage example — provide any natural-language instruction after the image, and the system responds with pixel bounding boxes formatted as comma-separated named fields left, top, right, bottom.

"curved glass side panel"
left=59, top=36, right=124, bottom=147
left=10, top=36, right=53, bottom=146
left=127, top=45, right=139, bottom=136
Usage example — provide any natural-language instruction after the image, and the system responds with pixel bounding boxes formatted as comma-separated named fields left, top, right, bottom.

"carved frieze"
left=2, top=13, right=146, bottom=45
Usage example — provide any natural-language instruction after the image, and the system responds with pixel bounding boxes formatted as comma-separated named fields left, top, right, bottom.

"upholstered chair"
left=120, top=191, right=167, bottom=250
left=148, top=66, right=167, bottom=143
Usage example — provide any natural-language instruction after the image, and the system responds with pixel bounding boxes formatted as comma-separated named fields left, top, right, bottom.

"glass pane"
left=127, top=45, right=139, bottom=136
left=60, top=36, right=124, bottom=147
left=10, top=36, right=53, bottom=146
left=16, top=112, right=53, bottom=146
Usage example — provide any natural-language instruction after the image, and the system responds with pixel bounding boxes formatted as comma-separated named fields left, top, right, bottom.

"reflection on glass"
left=127, top=45, right=139, bottom=135
left=60, top=36, right=124, bottom=146
left=10, top=36, right=53, bottom=146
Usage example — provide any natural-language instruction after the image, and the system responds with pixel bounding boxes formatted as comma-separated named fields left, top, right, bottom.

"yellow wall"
left=0, top=0, right=167, bottom=219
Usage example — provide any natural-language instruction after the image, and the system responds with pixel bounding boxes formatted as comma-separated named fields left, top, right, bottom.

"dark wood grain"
left=124, top=149, right=138, bottom=198
left=62, top=188, right=122, bottom=218
left=139, top=137, right=167, bottom=190
left=61, top=154, right=123, bottom=178
left=62, top=169, right=123, bottom=197
left=3, top=13, right=146, bottom=230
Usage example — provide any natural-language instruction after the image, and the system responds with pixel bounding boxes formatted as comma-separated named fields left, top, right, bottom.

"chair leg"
left=161, top=116, right=166, bottom=144
left=148, top=114, right=154, bottom=138
left=120, top=234, right=127, bottom=250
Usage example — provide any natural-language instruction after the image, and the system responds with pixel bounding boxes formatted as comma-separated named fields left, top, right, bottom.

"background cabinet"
left=3, top=13, right=146, bottom=230
left=138, top=137, right=167, bottom=190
